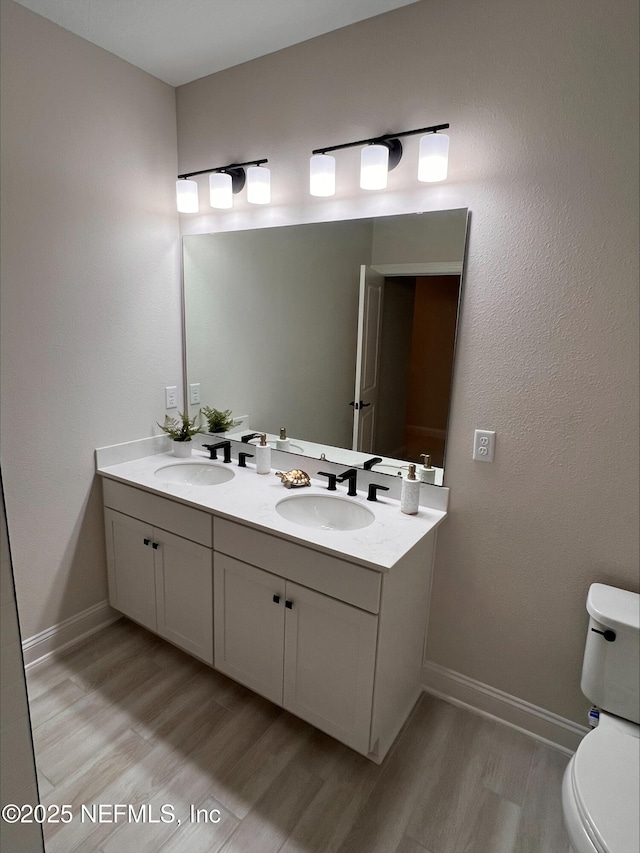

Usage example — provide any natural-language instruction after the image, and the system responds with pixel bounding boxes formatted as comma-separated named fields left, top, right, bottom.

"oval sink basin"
left=154, top=463, right=235, bottom=486
left=276, top=494, right=375, bottom=531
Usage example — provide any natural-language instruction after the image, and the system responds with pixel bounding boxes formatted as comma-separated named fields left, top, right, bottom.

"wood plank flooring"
left=25, top=618, right=573, bottom=853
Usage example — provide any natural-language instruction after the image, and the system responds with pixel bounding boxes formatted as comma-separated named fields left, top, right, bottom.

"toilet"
left=562, top=583, right=640, bottom=853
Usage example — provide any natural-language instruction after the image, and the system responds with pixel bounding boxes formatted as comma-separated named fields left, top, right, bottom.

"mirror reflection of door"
left=356, top=273, right=461, bottom=468
left=352, top=266, right=384, bottom=453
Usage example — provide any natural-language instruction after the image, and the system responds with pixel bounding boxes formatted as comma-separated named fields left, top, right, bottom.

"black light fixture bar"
left=312, top=123, right=449, bottom=156
left=177, top=158, right=268, bottom=180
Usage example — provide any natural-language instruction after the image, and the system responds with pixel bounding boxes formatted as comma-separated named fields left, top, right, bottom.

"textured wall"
left=176, top=0, right=639, bottom=723
left=0, top=0, right=182, bottom=637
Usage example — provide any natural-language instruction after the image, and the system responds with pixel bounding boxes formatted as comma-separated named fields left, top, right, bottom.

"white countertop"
left=96, top=445, right=447, bottom=572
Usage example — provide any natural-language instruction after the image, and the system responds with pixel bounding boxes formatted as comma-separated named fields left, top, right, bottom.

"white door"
left=352, top=266, right=385, bottom=452
left=104, top=509, right=157, bottom=631
left=213, top=554, right=286, bottom=705
left=283, top=581, right=378, bottom=756
left=155, top=529, right=213, bottom=664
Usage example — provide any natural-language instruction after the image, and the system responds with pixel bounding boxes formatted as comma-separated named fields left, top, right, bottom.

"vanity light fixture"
left=246, top=164, right=271, bottom=204
left=309, top=153, right=336, bottom=197
left=310, top=123, right=449, bottom=196
left=176, top=158, right=270, bottom=211
left=418, top=132, right=450, bottom=182
left=176, top=178, right=199, bottom=213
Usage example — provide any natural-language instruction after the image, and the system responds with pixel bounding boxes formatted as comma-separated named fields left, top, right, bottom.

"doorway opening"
left=371, top=274, right=460, bottom=468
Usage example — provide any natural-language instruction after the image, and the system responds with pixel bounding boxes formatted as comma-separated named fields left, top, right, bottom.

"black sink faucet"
left=317, top=471, right=338, bottom=491
left=363, top=456, right=383, bottom=470
left=336, top=468, right=358, bottom=497
left=203, top=441, right=232, bottom=463
left=241, top=432, right=261, bottom=443
left=237, top=452, right=254, bottom=468
left=367, top=483, right=390, bottom=502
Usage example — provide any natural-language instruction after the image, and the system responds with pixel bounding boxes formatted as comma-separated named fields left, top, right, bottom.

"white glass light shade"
left=360, top=144, right=389, bottom=190
left=309, top=154, right=336, bottom=197
left=176, top=179, right=199, bottom=213
left=246, top=166, right=271, bottom=204
left=418, top=133, right=449, bottom=182
left=209, top=172, right=233, bottom=208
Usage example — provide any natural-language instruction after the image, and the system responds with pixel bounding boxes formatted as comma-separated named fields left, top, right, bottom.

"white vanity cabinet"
left=104, top=510, right=157, bottom=632
left=214, top=553, right=378, bottom=756
left=102, top=479, right=214, bottom=665
left=213, top=516, right=436, bottom=762
left=99, top=466, right=441, bottom=764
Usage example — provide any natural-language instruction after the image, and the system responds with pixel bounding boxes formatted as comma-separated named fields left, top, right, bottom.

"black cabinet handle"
left=143, top=538, right=151, bottom=546
left=285, top=600, right=293, bottom=609
left=273, top=594, right=281, bottom=604
left=152, top=542, right=159, bottom=550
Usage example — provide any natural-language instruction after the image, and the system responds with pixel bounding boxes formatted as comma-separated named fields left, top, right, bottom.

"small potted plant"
left=158, top=411, right=203, bottom=457
left=201, top=406, right=234, bottom=434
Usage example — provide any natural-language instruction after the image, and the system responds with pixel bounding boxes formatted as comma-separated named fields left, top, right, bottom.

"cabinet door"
left=104, top=509, right=157, bottom=631
left=283, top=582, right=378, bottom=756
left=214, top=554, right=285, bottom=705
left=155, top=528, right=213, bottom=665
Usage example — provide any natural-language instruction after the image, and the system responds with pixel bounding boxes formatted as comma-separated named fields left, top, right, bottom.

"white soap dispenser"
left=276, top=427, right=291, bottom=451
left=400, top=464, right=420, bottom=515
left=255, top=433, right=271, bottom=474
left=418, top=453, right=436, bottom=484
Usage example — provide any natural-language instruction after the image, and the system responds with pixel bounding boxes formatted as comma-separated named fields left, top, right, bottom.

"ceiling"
left=13, top=0, right=420, bottom=87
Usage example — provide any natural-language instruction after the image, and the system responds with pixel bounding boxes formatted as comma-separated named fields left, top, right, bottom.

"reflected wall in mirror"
left=183, top=209, right=469, bottom=479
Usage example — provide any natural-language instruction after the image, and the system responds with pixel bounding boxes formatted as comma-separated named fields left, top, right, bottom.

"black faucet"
left=241, top=432, right=261, bottom=443
left=237, top=452, right=254, bottom=468
left=363, top=456, right=383, bottom=470
left=367, top=483, right=390, bottom=502
left=336, top=468, right=358, bottom=497
left=203, top=441, right=232, bottom=463
left=317, top=471, right=338, bottom=491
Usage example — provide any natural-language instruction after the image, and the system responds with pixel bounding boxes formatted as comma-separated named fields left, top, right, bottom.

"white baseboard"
left=22, top=600, right=120, bottom=670
left=422, top=660, right=588, bottom=755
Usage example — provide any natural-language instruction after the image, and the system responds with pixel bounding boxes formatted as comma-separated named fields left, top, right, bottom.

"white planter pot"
left=172, top=441, right=192, bottom=458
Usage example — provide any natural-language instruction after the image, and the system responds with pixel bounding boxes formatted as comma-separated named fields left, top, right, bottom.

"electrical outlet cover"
left=473, top=429, right=496, bottom=462
left=165, top=386, right=178, bottom=409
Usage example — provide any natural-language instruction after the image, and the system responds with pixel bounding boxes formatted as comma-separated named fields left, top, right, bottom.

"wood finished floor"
left=26, top=618, right=573, bottom=853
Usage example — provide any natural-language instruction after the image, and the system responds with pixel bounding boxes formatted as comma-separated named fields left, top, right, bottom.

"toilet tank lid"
left=587, top=583, right=639, bottom=631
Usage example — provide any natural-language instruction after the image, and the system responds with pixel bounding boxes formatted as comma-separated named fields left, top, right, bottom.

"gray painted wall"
left=0, top=0, right=637, bottom=734
left=175, top=0, right=639, bottom=725
left=0, top=0, right=182, bottom=637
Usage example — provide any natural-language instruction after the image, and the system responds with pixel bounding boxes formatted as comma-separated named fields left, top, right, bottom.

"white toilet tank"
left=581, top=583, right=640, bottom=724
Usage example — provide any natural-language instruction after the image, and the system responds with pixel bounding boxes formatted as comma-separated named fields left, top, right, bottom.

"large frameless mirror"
left=182, top=208, right=469, bottom=483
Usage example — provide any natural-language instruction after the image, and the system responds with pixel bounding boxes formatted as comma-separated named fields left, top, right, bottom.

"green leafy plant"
left=201, top=406, right=234, bottom=433
left=157, top=411, right=202, bottom=442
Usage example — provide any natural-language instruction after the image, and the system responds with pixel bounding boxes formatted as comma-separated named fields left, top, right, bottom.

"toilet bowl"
left=561, top=584, right=640, bottom=853
left=562, top=712, right=639, bottom=853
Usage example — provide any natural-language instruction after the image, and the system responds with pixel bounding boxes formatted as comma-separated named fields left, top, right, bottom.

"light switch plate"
left=189, top=383, right=201, bottom=405
left=473, top=429, right=495, bottom=462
